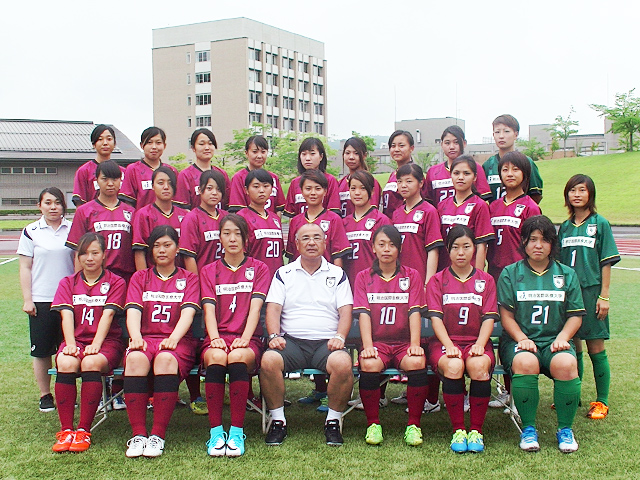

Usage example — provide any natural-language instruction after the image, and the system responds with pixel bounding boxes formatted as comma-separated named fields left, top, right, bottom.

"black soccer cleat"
left=265, top=420, right=287, bottom=446
left=324, top=419, right=343, bottom=446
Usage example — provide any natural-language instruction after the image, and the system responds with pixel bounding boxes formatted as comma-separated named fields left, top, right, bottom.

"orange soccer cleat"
left=69, top=430, right=92, bottom=452
left=52, top=430, right=75, bottom=452
left=586, top=401, right=609, bottom=419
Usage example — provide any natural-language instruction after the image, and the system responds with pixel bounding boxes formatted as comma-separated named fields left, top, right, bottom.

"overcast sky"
left=1, top=0, right=637, bottom=146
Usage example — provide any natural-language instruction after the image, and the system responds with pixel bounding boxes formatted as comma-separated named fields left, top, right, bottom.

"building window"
left=248, top=70, right=261, bottom=83
left=313, top=84, right=323, bottom=96
left=282, top=77, right=292, bottom=90
left=196, top=94, right=211, bottom=106
left=313, top=65, right=323, bottom=77
left=196, top=50, right=210, bottom=62
left=284, top=118, right=294, bottom=131
left=2, top=198, right=38, bottom=206
left=187, top=95, right=192, bottom=106
left=2, top=166, right=57, bottom=174
left=299, top=100, right=309, bottom=113
left=314, top=104, right=323, bottom=115
left=298, top=81, right=309, bottom=93
left=266, top=94, right=278, bottom=107
left=266, top=115, right=278, bottom=129
left=249, top=48, right=261, bottom=61
left=249, top=113, right=262, bottom=124
left=187, top=74, right=191, bottom=85
left=282, top=97, right=294, bottom=110
left=186, top=52, right=191, bottom=64
left=282, top=57, right=293, bottom=69
left=266, top=73, right=278, bottom=86
left=298, top=61, right=308, bottom=74
left=196, top=116, right=211, bottom=127
left=314, top=123, right=324, bottom=135
left=35, top=167, right=45, bottom=173
left=249, top=91, right=261, bottom=104
left=187, top=117, right=192, bottom=128
left=196, top=72, right=211, bottom=83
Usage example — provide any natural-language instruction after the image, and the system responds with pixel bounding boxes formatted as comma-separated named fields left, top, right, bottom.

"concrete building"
left=529, top=118, right=620, bottom=155
left=152, top=18, right=328, bottom=159
left=0, top=119, right=141, bottom=210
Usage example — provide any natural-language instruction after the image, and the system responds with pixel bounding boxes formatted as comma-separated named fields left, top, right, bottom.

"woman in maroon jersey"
left=123, top=225, right=200, bottom=458
left=427, top=226, right=498, bottom=453
left=337, top=137, right=382, bottom=217
left=50, top=233, right=126, bottom=453
left=200, top=214, right=270, bottom=457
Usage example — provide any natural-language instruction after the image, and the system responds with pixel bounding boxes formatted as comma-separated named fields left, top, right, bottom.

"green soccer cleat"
left=404, top=425, right=423, bottom=446
left=365, top=423, right=383, bottom=445
left=467, top=430, right=484, bottom=453
left=450, top=429, right=468, bottom=453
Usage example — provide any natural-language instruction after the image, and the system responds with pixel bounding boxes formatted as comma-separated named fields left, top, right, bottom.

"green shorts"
left=499, top=339, right=576, bottom=378
left=577, top=285, right=609, bottom=340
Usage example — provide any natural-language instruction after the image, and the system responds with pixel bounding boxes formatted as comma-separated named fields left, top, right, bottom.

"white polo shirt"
left=16, top=216, right=75, bottom=302
left=266, top=256, right=353, bottom=340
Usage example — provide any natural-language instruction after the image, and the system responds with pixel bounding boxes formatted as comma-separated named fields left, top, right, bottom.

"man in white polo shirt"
left=260, top=223, right=353, bottom=446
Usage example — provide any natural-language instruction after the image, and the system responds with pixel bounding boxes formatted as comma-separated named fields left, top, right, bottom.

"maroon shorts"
left=125, top=336, right=196, bottom=380
left=57, top=337, right=125, bottom=372
left=428, top=340, right=495, bottom=375
left=201, top=334, right=265, bottom=374
left=359, top=342, right=417, bottom=370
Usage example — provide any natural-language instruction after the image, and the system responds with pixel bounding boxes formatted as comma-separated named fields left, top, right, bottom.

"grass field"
left=0, top=257, right=639, bottom=479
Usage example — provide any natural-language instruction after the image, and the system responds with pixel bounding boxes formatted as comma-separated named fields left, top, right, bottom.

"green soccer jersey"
left=497, top=259, right=586, bottom=346
left=483, top=154, right=543, bottom=202
left=558, top=213, right=621, bottom=288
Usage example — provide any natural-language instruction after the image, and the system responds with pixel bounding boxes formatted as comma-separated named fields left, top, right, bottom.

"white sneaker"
left=463, top=394, right=470, bottom=413
left=489, top=391, right=510, bottom=408
left=112, top=395, right=126, bottom=410
left=354, top=397, right=389, bottom=410
left=391, top=391, right=408, bottom=404
left=347, top=397, right=361, bottom=406
left=406, top=399, right=441, bottom=414
left=125, top=435, right=147, bottom=458
left=143, top=435, right=165, bottom=457
left=287, top=372, right=301, bottom=379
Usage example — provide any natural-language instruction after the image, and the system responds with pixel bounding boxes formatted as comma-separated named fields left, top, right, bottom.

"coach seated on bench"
left=260, top=223, right=353, bottom=446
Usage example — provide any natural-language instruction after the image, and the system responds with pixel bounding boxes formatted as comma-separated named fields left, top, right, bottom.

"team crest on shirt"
left=178, top=215, right=184, bottom=223
left=475, top=279, right=486, bottom=293
left=100, top=282, right=110, bottom=294
left=553, top=275, right=565, bottom=288
left=123, top=210, right=132, bottom=222
left=514, top=204, right=526, bottom=217
left=399, top=277, right=410, bottom=291
left=326, top=277, right=336, bottom=288
left=320, top=220, right=330, bottom=232
left=274, top=218, right=280, bottom=228
left=245, top=267, right=255, bottom=280
left=365, top=218, right=376, bottom=230
left=465, top=203, right=476, bottom=214
left=413, top=210, right=424, bottom=222
left=587, top=224, right=597, bottom=236
left=176, top=278, right=187, bottom=291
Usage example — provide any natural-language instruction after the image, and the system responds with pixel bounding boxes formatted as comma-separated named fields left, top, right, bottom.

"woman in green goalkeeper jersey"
left=558, top=175, right=620, bottom=420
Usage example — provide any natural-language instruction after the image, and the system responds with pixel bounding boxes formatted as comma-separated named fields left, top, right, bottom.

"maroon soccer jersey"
left=284, top=173, right=341, bottom=217
left=52, top=270, right=126, bottom=343
left=487, top=194, right=541, bottom=280
left=72, top=160, right=126, bottom=205
left=236, top=207, right=283, bottom=278
left=178, top=207, right=228, bottom=272
left=66, top=199, right=136, bottom=279
left=342, top=207, right=391, bottom=288
left=200, top=256, right=270, bottom=337
left=337, top=175, right=382, bottom=218
left=353, top=265, right=426, bottom=344
left=119, top=160, right=179, bottom=209
left=426, top=267, right=498, bottom=343
left=381, top=168, right=430, bottom=218
left=125, top=267, right=200, bottom=337
left=436, top=193, right=495, bottom=271
left=425, top=162, right=491, bottom=206
left=391, top=200, right=443, bottom=283
left=132, top=203, right=188, bottom=266
left=285, top=209, right=352, bottom=262
left=228, top=167, right=285, bottom=214
left=173, top=164, right=230, bottom=210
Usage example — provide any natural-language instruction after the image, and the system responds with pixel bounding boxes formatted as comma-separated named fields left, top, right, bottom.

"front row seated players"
left=498, top=215, right=585, bottom=453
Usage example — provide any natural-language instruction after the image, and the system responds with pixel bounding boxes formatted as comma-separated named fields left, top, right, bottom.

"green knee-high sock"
left=590, top=350, right=610, bottom=406
left=554, top=378, right=581, bottom=429
left=511, top=374, right=539, bottom=428
left=576, top=351, right=584, bottom=381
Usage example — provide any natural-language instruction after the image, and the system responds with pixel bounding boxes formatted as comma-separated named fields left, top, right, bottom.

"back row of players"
left=38, top=113, right=618, bottom=456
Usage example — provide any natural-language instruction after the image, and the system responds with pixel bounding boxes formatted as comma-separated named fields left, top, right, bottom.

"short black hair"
left=349, top=170, right=375, bottom=200
left=343, top=137, right=369, bottom=171
left=191, top=128, right=217, bottom=148
left=440, top=125, right=465, bottom=154
left=396, top=162, right=423, bottom=182
left=219, top=213, right=249, bottom=249
left=91, top=124, right=116, bottom=146
left=297, top=137, right=328, bottom=174
left=299, top=168, right=328, bottom=189
left=152, top=165, right=178, bottom=195
left=77, top=232, right=106, bottom=257
left=38, top=187, right=67, bottom=215
left=245, top=135, right=268, bottom=151
left=95, top=160, right=122, bottom=180
left=492, top=114, right=520, bottom=133
left=519, top=215, right=559, bottom=259
left=564, top=174, right=597, bottom=217
left=446, top=225, right=476, bottom=251
left=199, top=169, right=226, bottom=194
left=388, top=130, right=414, bottom=147
left=498, top=151, right=531, bottom=193
left=141, top=126, right=166, bottom=146
left=245, top=168, right=273, bottom=188
left=148, top=225, right=179, bottom=251
left=371, top=225, right=402, bottom=275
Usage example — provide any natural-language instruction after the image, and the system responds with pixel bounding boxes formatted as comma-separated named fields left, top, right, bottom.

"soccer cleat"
left=389, top=374, right=403, bottom=383
left=98, top=397, right=112, bottom=412
left=39, top=393, right=55, bottom=413
left=206, top=426, right=227, bottom=457
left=556, top=427, right=579, bottom=453
left=406, top=399, right=440, bottom=414
left=347, top=397, right=361, bottom=407
left=488, top=391, right=510, bottom=408
left=365, top=423, right=383, bottom=445
left=324, top=419, right=343, bottom=446
left=112, top=395, right=126, bottom=410
left=52, top=430, right=75, bottom=452
left=125, top=435, right=147, bottom=458
left=225, top=427, right=246, bottom=457
left=450, top=429, right=468, bottom=453
left=147, top=397, right=154, bottom=410
left=143, top=435, right=165, bottom=457
left=463, top=394, right=470, bottom=413
left=586, top=401, right=609, bottom=419
left=316, top=395, right=329, bottom=412
left=354, top=397, right=389, bottom=410
left=190, top=396, right=208, bottom=415
left=391, top=391, right=408, bottom=404
left=265, top=420, right=287, bottom=445
left=467, top=430, right=484, bottom=453
left=69, top=430, right=92, bottom=453
left=519, top=426, right=540, bottom=452
left=404, top=425, right=423, bottom=446
left=298, top=389, right=327, bottom=404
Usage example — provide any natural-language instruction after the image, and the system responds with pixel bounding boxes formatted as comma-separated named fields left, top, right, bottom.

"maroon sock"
left=314, top=374, right=327, bottom=393
left=469, top=380, right=491, bottom=433
left=186, top=374, right=201, bottom=402
left=78, top=371, right=102, bottom=431
left=427, top=375, right=440, bottom=404
left=406, top=371, right=428, bottom=427
left=442, top=377, right=465, bottom=431
left=205, top=364, right=226, bottom=428
left=124, top=376, right=149, bottom=437
left=111, top=377, right=124, bottom=395
left=359, top=372, right=381, bottom=425
left=228, top=363, right=250, bottom=428
left=55, top=373, right=77, bottom=431
left=504, top=374, right=512, bottom=394
left=150, top=374, right=179, bottom=439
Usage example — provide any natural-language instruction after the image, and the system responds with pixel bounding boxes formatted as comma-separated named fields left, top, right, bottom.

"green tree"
left=350, top=131, right=378, bottom=172
left=413, top=150, right=436, bottom=171
left=168, top=153, right=189, bottom=171
left=546, top=107, right=579, bottom=157
left=591, top=89, right=640, bottom=152
left=550, top=137, right=560, bottom=158
left=516, top=137, right=546, bottom=162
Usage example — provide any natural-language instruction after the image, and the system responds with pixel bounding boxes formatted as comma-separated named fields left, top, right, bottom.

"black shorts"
left=269, top=335, right=347, bottom=372
left=29, top=302, right=62, bottom=358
